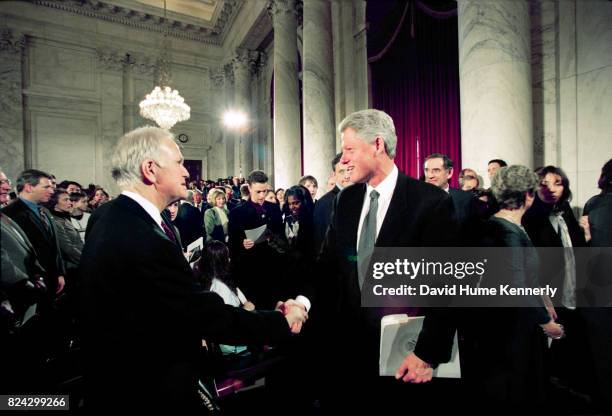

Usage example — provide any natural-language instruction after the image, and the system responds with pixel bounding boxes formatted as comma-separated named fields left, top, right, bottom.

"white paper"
left=187, top=237, right=204, bottom=254
left=379, top=314, right=461, bottom=378
left=22, top=303, right=37, bottom=325
left=245, top=224, right=267, bottom=244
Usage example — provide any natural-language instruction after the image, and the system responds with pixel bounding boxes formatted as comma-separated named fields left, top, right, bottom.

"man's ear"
left=447, top=167, right=454, bottom=180
left=141, top=159, right=157, bottom=185
left=375, top=137, right=386, bottom=154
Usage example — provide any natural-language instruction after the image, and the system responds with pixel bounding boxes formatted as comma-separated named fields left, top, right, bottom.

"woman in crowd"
left=195, top=240, right=254, bottom=355
left=47, top=188, right=83, bottom=289
left=275, top=188, right=285, bottom=211
left=522, top=165, right=588, bottom=393
left=69, top=191, right=90, bottom=243
left=278, top=186, right=316, bottom=302
left=468, top=165, right=564, bottom=407
left=458, top=168, right=481, bottom=191
left=283, top=185, right=315, bottom=259
left=88, top=187, right=109, bottom=211
left=204, top=188, right=229, bottom=242
left=265, top=190, right=278, bottom=204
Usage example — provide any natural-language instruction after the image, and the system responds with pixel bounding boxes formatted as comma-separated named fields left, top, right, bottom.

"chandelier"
left=139, top=0, right=190, bottom=130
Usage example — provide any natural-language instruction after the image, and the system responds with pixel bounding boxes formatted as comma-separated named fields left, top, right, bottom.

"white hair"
left=338, top=109, right=397, bottom=158
left=111, top=126, right=173, bottom=188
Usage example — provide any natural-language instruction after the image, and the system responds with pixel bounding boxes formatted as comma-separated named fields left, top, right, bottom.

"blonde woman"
left=204, top=188, right=229, bottom=242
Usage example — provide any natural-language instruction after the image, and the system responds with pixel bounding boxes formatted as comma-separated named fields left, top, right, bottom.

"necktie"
left=38, top=207, right=51, bottom=233
left=358, top=189, right=379, bottom=289
left=161, top=220, right=177, bottom=244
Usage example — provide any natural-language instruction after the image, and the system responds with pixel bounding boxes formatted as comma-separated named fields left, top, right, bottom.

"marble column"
left=0, top=30, right=26, bottom=180
left=123, top=53, right=135, bottom=133
left=458, top=0, right=533, bottom=186
left=96, top=49, right=125, bottom=193
left=302, top=0, right=335, bottom=197
left=233, top=49, right=255, bottom=177
left=269, top=0, right=301, bottom=188
left=353, top=0, right=369, bottom=111
left=209, top=68, right=229, bottom=178
left=223, top=63, right=236, bottom=175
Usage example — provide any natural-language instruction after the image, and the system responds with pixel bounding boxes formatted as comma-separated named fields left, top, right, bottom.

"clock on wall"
left=177, top=133, right=189, bottom=143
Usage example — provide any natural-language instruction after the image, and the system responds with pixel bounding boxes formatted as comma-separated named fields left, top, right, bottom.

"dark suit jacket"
left=319, top=172, right=458, bottom=372
left=523, top=197, right=585, bottom=303
left=1, top=213, right=46, bottom=316
left=2, top=199, right=65, bottom=294
left=79, top=195, right=290, bottom=410
left=448, top=187, right=479, bottom=241
left=174, top=202, right=204, bottom=250
left=313, top=185, right=341, bottom=253
left=228, top=200, right=283, bottom=308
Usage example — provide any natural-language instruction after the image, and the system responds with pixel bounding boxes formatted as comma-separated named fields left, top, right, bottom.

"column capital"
left=209, top=67, right=225, bottom=89
left=233, top=48, right=265, bottom=77
left=223, top=62, right=234, bottom=86
left=0, top=29, right=26, bottom=54
left=267, top=0, right=301, bottom=24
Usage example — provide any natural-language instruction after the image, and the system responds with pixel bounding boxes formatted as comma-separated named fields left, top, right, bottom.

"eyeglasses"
left=0, top=179, right=11, bottom=186
left=462, top=175, right=476, bottom=180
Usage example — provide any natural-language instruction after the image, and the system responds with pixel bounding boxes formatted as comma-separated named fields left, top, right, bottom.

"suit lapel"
left=376, top=173, right=409, bottom=246
left=21, top=202, right=56, bottom=246
left=346, top=184, right=366, bottom=251
left=1, top=214, right=36, bottom=253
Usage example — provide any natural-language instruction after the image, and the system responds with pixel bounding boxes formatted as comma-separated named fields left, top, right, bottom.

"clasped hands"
left=276, top=299, right=308, bottom=334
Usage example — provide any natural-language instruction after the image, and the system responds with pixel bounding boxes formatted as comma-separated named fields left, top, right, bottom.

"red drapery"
left=368, top=1, right=461, bottom=186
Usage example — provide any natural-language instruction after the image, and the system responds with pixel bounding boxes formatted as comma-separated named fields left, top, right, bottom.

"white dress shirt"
left=122, top=191, right=164, bottom=231
left=356, top=164, right=399, bottom=249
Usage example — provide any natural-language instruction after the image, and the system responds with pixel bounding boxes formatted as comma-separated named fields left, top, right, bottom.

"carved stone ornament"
left=32, top=0, right=243, bottom=45
left=0, top=29, right=26, bottom=54
left=95, top=48, right=126, bottom=71
left=209, top=68, right=225, bottom=89
left=267, top=0, right=301, bottom=23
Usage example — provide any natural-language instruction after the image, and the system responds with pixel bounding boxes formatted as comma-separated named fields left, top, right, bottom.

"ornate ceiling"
left=32, top=0, right=243, bottom=45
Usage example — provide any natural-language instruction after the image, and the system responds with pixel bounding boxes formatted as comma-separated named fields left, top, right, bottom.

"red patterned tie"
left=160, top=220, right=177, bottom=244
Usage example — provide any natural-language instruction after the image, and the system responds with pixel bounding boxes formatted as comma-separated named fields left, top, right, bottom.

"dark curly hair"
left=283, top=185, right=314, bottom=222
left=598, top=159, right=612, bottom=193
left=535, top=165, right=572, bottom=206
left=194, top=240, right=235, bottom=293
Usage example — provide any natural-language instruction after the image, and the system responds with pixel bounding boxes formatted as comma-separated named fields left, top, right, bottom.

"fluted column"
left=223, top=63, right=236, bottom=175
left=0, top=30, right=26, bottom=180
left=458, top=0, right=533, bottom=185
left=123, top=54, right=135, bottom=133
left=233, top=49, right=256, bottom=176
left=269, top=0, right=301, bottom=188
left=302, top=0, right=335, bottom=199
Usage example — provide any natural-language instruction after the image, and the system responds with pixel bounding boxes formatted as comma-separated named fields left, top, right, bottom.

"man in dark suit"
left=228, top=170, right=300, bottom=310
left=79, top=127, right=307, bottom=411
left=312, top=152, right=351, bottom=252
left=173, top=190, right=204, bottom=250
left=1, top=170, right=49, bottom=394
left=318, top=110, right=458, bottom=410
left=2, top=169, right=65, bottom=302
left=424, top=153, right=480, bottom=242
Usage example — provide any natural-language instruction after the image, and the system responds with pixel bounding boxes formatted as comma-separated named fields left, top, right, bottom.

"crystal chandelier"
left=139, top=0, right=190, bottom=130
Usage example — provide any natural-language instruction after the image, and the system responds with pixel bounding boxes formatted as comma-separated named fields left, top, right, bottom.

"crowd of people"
left=1, top=109, right=610, bottom=413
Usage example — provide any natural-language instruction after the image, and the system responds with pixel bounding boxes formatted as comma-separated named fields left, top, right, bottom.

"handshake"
left=276, top=299, right=308, bottom=334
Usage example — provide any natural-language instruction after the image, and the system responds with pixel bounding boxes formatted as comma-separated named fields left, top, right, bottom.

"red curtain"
left=368, top=1, right=461, bottom=186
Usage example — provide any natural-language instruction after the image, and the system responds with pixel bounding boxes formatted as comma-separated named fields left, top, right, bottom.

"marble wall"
left=458, top=0, right=534, bottom=187
left=332, top=0, right=369, bottom=152
left=0, top=1, right=227, bottom=194
left=531, top=0, right=612, bottom=209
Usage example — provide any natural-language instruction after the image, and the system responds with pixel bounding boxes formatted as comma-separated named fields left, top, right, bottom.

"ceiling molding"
left=31, top=0, right=243, bottom=45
